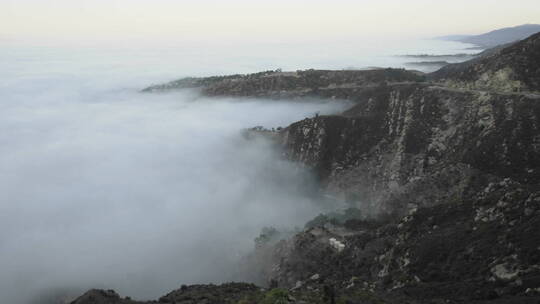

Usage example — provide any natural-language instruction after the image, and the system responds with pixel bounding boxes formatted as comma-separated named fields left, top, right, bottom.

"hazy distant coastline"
left=437, top=23, right=540, bottom=47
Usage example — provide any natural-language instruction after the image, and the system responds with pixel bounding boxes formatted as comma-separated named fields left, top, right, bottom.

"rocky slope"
left=431, top=32, right=540, bottom=93
left=70, top=33, right=540, bottom=304
left=280, top=84, right=540, bottom=215
left=247, top=179, right=540, bottom=303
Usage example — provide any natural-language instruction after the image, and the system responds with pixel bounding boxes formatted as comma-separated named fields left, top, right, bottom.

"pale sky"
left=1, top=0, right=539, bottom=45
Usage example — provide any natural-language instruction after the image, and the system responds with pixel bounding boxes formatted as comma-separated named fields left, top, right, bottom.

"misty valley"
left=1, top=9, right=540, bottom=304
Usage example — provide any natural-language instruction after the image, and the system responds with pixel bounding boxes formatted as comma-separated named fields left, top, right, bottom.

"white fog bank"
left=0, top=37, right=475, bottom=303
left=0, top=80, right=349, bottom=303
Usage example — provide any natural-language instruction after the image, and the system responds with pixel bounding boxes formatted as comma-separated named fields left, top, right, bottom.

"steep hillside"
left=280, top=85, right=540, bottom=215
left=431, top=32, right=540, bottom=92
left=249, top=179, right=540, bottom=303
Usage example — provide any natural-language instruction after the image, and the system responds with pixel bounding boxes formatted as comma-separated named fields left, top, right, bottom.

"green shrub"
left=305, top=214, right=330, bottom=229
left=305, top=208, right=364, bottom=229
left=261, top=288, right=289, bottom=304
left=254, top=226, right=279, bottom=247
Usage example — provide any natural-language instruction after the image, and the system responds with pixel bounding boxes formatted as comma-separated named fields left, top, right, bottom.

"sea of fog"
left=0, top=38, right=477, bottom=303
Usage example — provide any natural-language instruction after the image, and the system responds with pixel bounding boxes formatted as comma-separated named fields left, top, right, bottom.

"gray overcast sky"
left=1, top=0, right=539, bottom=45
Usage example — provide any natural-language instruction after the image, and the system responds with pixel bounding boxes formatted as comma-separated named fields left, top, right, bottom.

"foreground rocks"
left=70, top=284, right=263, bottom=304
left=72, top=180, right=540, bottom=303
left=72, top=33, right=540, bottom=303
left=248, top=179, right=540, bottom=303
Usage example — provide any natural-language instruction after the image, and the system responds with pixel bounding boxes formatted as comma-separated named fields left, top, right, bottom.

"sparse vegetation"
left=305, top=208, right=364, bottom=229
left=260, top=288, right=289, bottom=304
left=254, top=226, right=280, bottom=247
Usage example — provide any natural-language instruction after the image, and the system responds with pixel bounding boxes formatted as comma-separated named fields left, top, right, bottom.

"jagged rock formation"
left=72, top=32, right=540, bottom=304
left=281, top=84, right=540, bottom=215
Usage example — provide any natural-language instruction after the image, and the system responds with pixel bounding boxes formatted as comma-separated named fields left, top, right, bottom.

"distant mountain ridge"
left=439, top=24, right=540, bottom=47
left=431, top=31, right=540, bottom=92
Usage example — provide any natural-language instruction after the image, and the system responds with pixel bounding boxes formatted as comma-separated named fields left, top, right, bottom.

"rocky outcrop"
left=252, top=179, right=540, bottom=303
left=281, top=84, right=540, bottom=215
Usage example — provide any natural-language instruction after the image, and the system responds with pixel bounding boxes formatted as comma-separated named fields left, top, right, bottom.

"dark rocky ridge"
left=71, top=34, right=540, bottom=303
left=281, top=85, right=540, bottom=215
left=142, top=69, right=426, bottom=98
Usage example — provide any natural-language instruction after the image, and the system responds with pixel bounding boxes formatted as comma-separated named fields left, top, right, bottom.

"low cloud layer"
left=0, top=70, right=348, bottom=303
